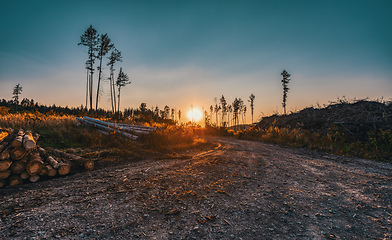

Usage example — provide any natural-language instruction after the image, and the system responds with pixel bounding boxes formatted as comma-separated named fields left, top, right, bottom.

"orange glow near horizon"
left=187, top=107, right=203, bottom=122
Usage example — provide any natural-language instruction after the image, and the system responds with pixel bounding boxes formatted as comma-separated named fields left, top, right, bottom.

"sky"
left=0, top=0, right=391, bottom=123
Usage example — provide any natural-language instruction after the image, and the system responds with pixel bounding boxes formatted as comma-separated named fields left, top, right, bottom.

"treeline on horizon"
left=0, top=98, right=180, bottom=125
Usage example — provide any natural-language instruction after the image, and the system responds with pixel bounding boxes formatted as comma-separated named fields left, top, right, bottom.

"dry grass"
left=0, top=113, right=214, bottom=160
left=238, top=125, right=392, bottom=161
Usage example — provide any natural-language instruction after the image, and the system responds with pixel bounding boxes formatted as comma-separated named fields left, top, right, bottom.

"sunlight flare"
left=187, top=107, right=203, bottom=122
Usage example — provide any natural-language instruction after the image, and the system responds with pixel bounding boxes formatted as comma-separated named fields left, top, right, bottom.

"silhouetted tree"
left=213, top=97, right=220, bottom=127
left=96, top=33, right=114, bottom=110
left=243, top=105, right=247, bottom=125
left=154, top=105, right=159, bottom=116
left=237, top=98, right=244, bottom=125
left=116, top=67, right=131, bottom=114
left=13, top=84, right=22, bottom=111
left=227, top=105, right=232, bottom=127
left=164, top=105, right=170, bottom=119
left=232, top=98, right=240, bottom=130
left=79, top=25, right=99, bottom=111
left=281, top=70, right=291, bottom=115
left=248, top=93, right=255, bottom=124
left=220, top=95, right=227, bottom=127
left=107, top=48, right=122, bottom=113
left=209, top=105, right=213, bottom=125
left=171, top=108, right=175, bottom=121
left=178, top=109, right=182, bottom=123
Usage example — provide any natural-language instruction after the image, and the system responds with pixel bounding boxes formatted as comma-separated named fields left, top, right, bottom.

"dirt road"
left=1, top=137, right=391, bottom=239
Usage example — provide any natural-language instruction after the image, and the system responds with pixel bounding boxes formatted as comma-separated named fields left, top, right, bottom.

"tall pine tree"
left=78, top=25, right=99, bottom=111
left=281, top=70, right=291, bottom=115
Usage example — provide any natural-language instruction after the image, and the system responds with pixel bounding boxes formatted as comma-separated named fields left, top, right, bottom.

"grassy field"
left=1, top=99, right=391, bottom=162
left=0, top=112, right=211, bottom=161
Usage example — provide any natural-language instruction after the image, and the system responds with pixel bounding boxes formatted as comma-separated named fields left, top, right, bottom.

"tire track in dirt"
left=1, top=137, right=391, bottom=239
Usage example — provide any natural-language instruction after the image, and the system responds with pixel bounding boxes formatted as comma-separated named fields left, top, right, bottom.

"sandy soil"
left=1, top=137, right=391, bottom=239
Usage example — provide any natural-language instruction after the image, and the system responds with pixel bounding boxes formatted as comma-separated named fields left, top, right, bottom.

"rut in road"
left=0, top=137, right=391, bottom=239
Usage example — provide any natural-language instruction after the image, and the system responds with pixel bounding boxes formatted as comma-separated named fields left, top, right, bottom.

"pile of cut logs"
left=77, top=116, right=156, bottom=140
left=0, top=127, right=94, bottom=188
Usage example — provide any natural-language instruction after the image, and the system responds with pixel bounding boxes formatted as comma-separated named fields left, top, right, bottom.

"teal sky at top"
left=0, top=0, right=391, bottom=115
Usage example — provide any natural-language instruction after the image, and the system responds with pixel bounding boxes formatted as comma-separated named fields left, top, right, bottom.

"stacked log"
left=0, top=127, right=94, bottom=188
left=76, top=117, right=157, bottom=141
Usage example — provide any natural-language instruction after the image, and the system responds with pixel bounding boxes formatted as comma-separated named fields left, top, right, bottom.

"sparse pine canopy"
left=116, top=67, right=131, bottom=114
left=78, top=25, right=99, bottom=111
left=248, top=93, right=255, bottom=124
left=108, top=48, right=122, bottom=113
left=13, top=84, right=22, bottom=110
left=220, top=95, right=227, bottom=127
left=281, top=70, right=291, bottom=115
left=95, top=33, right=114, bottom=110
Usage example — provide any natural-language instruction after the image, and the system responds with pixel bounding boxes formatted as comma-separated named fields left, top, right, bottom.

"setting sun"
left=187, top=107, right=203, bottom=122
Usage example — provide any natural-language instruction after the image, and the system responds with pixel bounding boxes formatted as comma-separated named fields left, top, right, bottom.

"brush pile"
left=257, top=100, right=392, bottom=141
left=0, top=127, right=94, bottom=188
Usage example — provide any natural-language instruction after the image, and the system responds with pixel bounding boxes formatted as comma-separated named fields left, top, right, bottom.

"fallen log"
left=11, top=129, right=24, bottom=148
left=0, top=160, right=12, bottom=171
left=39, top=165, right=49, bottom=176
left=26, top=152, right=44, bottom=175
left=29, top=174, right=40, bottom=183
left=10, top=147, right=26, bottom=160
left=0, top=149, right=10, bottom=160
left=20, top=171, right=29, bottom=180
left=77, top=117, right=138, bottom=140
left=43, top=154, right=70, bottom=175
left=48, top=147, right=94, bottom=171
left=23, top=131, right=36, bottom=150
left=46, top=164, right=57, bottom=177
left=0, top=170, right=11, bottom=180
left=10, top=159, right=27, bottom=174
left=83, top=116, right=156, bottom=134
left=8, top=175, right=23, bottom=186
left=37, top=146, right=70, bottom=175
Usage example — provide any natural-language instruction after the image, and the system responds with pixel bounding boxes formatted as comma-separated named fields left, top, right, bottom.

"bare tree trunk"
left=86, top=69, right=89, bottom=110
left=110, top=71, right=115, bottom=113
left=113, top=72, right=117, bottom=113
left=96, top=56, right=103, bottom=111
left=117, top=87, right=121, bottom=115
left=89, top=56, right=94, bottom=111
